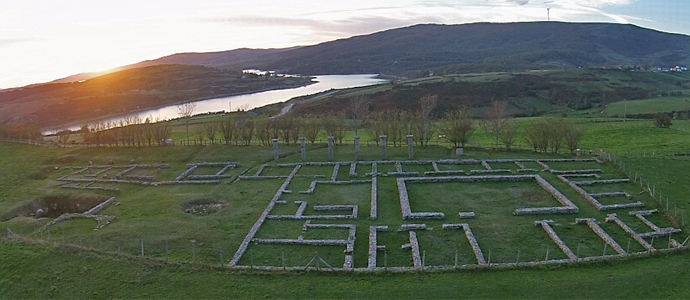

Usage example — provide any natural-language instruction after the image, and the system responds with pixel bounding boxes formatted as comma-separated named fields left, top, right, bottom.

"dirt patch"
left=27, top=166, right=57, bottom=180
left=520, top=189, right=551, bottom=203
left=181, top=199, right=229, bottom=216
left=1, top=194, right=108, bottom=221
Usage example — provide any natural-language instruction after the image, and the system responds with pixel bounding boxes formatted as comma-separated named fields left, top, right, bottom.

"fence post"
left=141, top=239, right=144, bottom=257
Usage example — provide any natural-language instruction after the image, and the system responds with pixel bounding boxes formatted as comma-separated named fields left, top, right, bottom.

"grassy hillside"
left=0, top=65, right=313, bottom=129
left=237, top=22, right=690, bottom=76
left=288, top=69, right=690, bottom=118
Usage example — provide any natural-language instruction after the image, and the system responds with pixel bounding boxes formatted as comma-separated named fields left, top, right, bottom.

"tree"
left=203, top=122, right=218, bottom=144
left=498, top=120, right=519, bottom=150
left=349, top=95, right=369, bottom=136
left=419, top=94, right=438, bottom=146
left=220, top=115, right=237, bottom=145
left=238, top=118, right=255, bottom=146
left=366, top=111, right=385, bottom=146
left=143, top=117, right=157, bottom=146
left=303, top=116, right=320, bottom=144
left=178, top=102, right=197, bottom=145
left=563, top=120, right=586, bottom=154
left=523, top=119, right=549, bottom=152
left=479, top=100, right=512, bottom=149
left=57, top=128, right=72, bottom=145
left=154, top=120, right=172, bottom=146
left=194, top=124, right=205, bottom=145
left=654, top=113, right=672, bottom=128
left=440, top=108, right=475, bottom=148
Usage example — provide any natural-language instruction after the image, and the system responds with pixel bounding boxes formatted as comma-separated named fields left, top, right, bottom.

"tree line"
left=3, top=94, right=587, bottom=154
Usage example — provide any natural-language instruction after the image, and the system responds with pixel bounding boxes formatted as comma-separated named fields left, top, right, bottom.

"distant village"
left=627, top=65, right=689, bottom=72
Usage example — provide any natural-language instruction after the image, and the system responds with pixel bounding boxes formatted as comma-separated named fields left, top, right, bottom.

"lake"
left=64, top=74, right=386, bottom=132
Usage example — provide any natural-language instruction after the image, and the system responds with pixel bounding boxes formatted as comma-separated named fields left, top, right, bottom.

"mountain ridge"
left=7, top=21, right=690, bottom=90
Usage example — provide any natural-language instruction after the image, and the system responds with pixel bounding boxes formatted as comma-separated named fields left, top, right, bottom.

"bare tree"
left=57, top=128, right=71, bottom=145
left=498, top=120, right=519, bottom=150
left=193, top=124, right=205, bottom=145
left=238, top=117, right=255, bottom=146
left=203, top=122, right=218, bottom=144
left=440, top=108, right=475, bottom=148
left=563, top=120, right=586, bottom=154
left=366, top=111, right=385, bottom=146
left=479, top=100, right=511, bottom=149
left=178, top=102, right=197, bottom=145
left=523, top=119, right=549, bottom=152
left=349, top=95, right=369, bottom=136
left=303, top=115, right=320, bottom=144
left=154, top=119, right=172, bottom=146
left=220, top=115, right=237, bottom=145
left=419, top=94, right=438, bottom=146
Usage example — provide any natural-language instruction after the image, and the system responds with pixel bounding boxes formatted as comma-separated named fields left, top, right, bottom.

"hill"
left=235, top=22, right=690, bottom=76
left=285, top=68, right=690, bottom=118
left=50, top=48, right=296, bottom=84
left=0, top=64, right=313, bottom=128
left=47, top=22, right=690, bottom=85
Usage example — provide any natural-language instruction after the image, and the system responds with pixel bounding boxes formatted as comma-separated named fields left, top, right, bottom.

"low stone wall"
left=458, top=212, right=476, bottom=219
left=125, top=175, right=156, bottom=181
left=368, top=226, right=388, bottom=269
left=407, top=231, right=423, bottom=270
left=469, top=169, right=512, bottom=175
left=60, top=184, right=121, bottom=192
left=398, top=224, right=427, bottom=231
left=481, top=160, right=492, bottom=170
left=371, top=175, right=378, bottom=220
left=443, top=223, right=486, bottom=265
left=575, top=218, right=626, bottom=254
left=176, top=165, right=198, bottom=181
left=605, top=213, right=655, bottom=251
left=331, top=164, right=340, bottom=181
left=590, top=192, right=632, bottom=199
left=349, top=163, right=358, bottom=178
left=628, top=210, right=683, bottom=238
left=85, top=197, right=117, bottom=215
left=576, top=179, right=629, bottom=186
left=535, top=220, right=577, bottom=260
left=558, top=175, right=643, bottom=211
left=299, top=180, right=372, bottom=194
left=229, top=165, right=301, bottom=267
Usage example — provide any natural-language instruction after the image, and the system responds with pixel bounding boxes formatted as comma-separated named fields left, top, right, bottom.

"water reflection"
left=60, top=74, right=386, bottom=132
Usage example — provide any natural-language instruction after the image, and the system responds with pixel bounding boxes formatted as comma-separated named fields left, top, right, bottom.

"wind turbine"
left=545, top=1, right=554, bottom=21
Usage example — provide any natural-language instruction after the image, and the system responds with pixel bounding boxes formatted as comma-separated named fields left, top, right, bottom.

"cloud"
left=204, top=15, right=416, bottom=38
left=0, top=38, right=31, bottom=48
left=506, top=0, right=531, bottom=5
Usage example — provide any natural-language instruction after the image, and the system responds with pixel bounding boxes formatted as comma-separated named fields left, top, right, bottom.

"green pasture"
left=3, top=111, right=690, bottom=298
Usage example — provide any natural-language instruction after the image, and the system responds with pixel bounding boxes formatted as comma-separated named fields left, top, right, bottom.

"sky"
left=1, top=0, right=689, bottom=89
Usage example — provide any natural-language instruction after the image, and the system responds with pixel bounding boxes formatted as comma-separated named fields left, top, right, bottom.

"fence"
left=599, top=149, right=688, bottom=231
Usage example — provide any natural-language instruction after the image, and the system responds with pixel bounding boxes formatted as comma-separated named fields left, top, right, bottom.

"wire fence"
left=599, top=149, right=688, bottom=231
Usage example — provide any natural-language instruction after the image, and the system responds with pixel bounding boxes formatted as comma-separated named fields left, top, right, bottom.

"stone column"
left=354, top=136, right=361, bottom=161
left=300, top=138, right=306, bottom=161
left=328, top=136, right=335, bottom=161
left=272, top=139, right=279, bottom=162
left=407, top=135, right=414, bottom=159
left=380, top=135, right=387, bottom=160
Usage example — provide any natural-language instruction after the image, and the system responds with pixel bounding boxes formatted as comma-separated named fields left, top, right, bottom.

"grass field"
left=4, top=108, right=690, bottom=298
